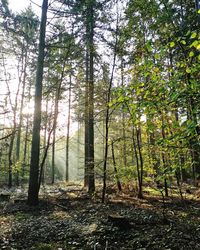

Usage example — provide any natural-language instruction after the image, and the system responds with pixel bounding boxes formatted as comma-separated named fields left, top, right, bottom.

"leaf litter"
left=0, top=184, right=200, bottom=249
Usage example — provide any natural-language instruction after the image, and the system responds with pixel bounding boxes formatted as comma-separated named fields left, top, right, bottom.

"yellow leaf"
left=198, top=9, right=200, bottom=14
left=197, top=44, right=200, bottom=50
left=170, top=41, right=175, bottom=48
left=154, top=67, right=160, bottom=73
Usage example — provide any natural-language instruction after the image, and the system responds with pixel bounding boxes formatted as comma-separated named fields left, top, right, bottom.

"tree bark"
left=85, top=1, right=95, bottom=193
left=102, top=25, right=118, bottom=203
left=16, top=49, right=28, bottom=186
left=136, top=126, right=144, bottom=199
left=111, top=141, right=122, bottom=192
left=66, top=74, right=72, bottom=182
left=161, top=113, right=168, bottom=197
left=27, top=0, right=48, bottom=206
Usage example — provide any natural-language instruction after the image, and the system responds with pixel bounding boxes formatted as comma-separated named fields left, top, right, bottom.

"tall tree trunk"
left=84, top=66, right=89, bottom=187
left=187, top=72, right=200, bottom=186
left=27, top=0, right=48, bottom=206
left=121, top=58, right=127, bottom=167
left=132, top=126, right=142, bottom=198
left=41, top=100, right=49, bottom=185
left=101, top=24, right=118, bottom=203
left=161, top=114, right=168, bottom=197
left=2, top=54, right=20, bottom=188
left=85, top=1, right=95, bottom=193
left=16, top=49, right=28, bottom=186
left=51, top=121, right=56, bottom=184
left=136, top=126, right=144, bottom=199
left=66, top=74, right=72, bottom=182
left=146, top=116, right=160, bottom=182
left=8, top=133, right=15, bottom=188
left=22, top=115, right=29, bottom=182
left=77, top=85, right=81, bottom=178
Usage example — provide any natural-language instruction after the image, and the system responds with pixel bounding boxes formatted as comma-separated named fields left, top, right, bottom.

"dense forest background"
left=0, top=0, right=199, bottom=205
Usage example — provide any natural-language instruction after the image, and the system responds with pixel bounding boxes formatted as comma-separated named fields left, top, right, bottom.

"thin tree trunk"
left=125, top=100, right=143, bottom=199
left=22, top=115, right=29, bottom=182
left=77, top=93, right=81, bottom=178
left=132, top=127, right=141, bottom=198
left=111, top=141, right=122, bottom=192
left=41, top=100, right=49, bottom=185
left=66, top=74, right=72, bottom=182
left=121, top=58, right=127, bottom=167
left=8, top=134, right=15, bottom=188
left=84, top=51, right=89, bottom=188
left=102, top=23, right=118, bottom=203
left=136, top=127, right=143, bottom=199
left=38, top=126, right=52, bottom=190
left=161, top=114, right=168, bottom=197
left=43, top=59, right=66, bottom=186
left=16, top=50, right=28, bottom=186
left=2, top=54, right=20, bottom=188
left=51, top=120, right=56, bottom=184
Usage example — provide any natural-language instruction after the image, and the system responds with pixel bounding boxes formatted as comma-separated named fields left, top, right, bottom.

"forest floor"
left=0, top=182, right=200, bottom=250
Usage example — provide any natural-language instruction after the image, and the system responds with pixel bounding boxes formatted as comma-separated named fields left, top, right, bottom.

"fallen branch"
left=54, top=203, right=69, bottom=211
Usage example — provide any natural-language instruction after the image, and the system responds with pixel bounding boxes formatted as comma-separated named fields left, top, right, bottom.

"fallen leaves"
left=0, top=185, right=200, bottom=249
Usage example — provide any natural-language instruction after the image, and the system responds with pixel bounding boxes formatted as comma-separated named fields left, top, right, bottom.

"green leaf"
left=186, top=67, right=191, bottom=73
left=191, top=32, right=197, bottom=39
left=171, top=91, right=180, bottom=101
left=154, top=53, right=160, bottom=60
left=189, top=51, right=194, bottom=57
left=190, top=40, right=198, bottom=48
left=181, top=40, right=186, bottom=45
left=186, top=31, right=191, bottom=36
left=146, top=41, right=152, bottom=52
left=180, top=62, right=186, bottom=67
left=144, top=71, right=150, bottom=77
left=170, top=41, right=175, bottom=48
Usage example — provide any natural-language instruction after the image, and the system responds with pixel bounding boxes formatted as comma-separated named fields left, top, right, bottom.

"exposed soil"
left=0, top=184, right=200, bottom=250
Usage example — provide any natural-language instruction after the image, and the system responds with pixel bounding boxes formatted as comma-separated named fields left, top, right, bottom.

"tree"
left=28, top=0, right=48, bottom=206
left=102, top=16, right=119, bottom=202
left=0, top=3, right=38, bottom=187
left=81, top=0, right=96, bottom=192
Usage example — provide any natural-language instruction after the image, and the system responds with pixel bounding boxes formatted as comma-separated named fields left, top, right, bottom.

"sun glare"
left=9, top=0, right=41, bottom=15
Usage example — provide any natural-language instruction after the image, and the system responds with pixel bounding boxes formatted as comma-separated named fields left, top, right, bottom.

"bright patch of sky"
left=5, top=0, right=78, bottom=136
